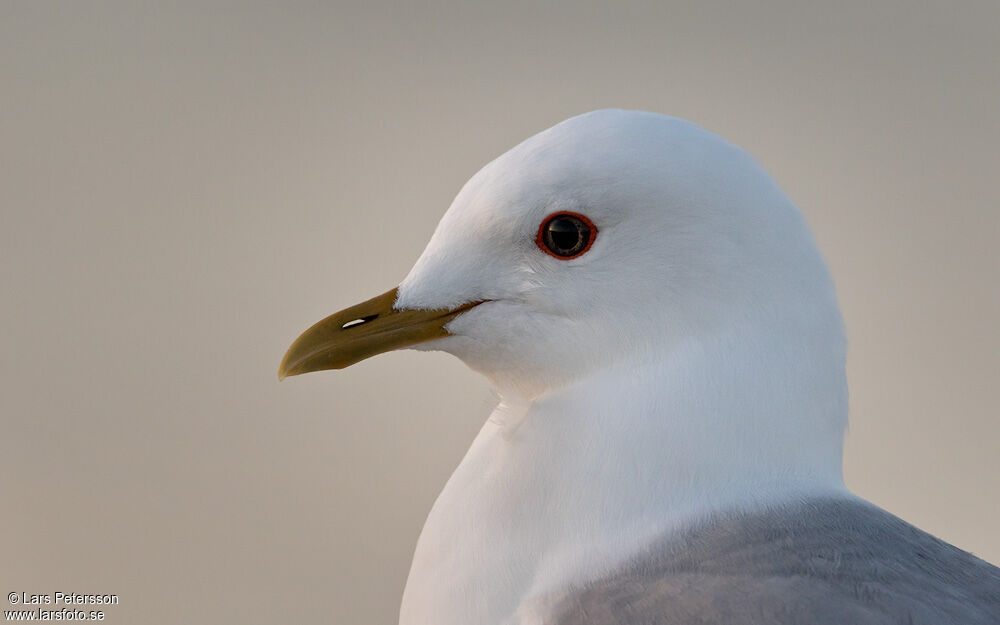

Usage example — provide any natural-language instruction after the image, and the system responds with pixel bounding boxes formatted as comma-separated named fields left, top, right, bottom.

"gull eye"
left=536, top=212, right=597, bottom=259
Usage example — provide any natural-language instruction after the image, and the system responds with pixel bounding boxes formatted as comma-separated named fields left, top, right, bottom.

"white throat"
left=398, top=321, right=847, bottom=625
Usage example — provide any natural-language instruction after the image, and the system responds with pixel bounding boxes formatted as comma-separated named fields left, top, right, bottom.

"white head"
left=282, top=108, right=847, bottom=480
left=397, top=109, right=846, bottom=406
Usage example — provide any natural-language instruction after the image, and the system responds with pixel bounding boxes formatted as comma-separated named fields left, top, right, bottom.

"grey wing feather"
left=545, top=497, right=1000, bottom=624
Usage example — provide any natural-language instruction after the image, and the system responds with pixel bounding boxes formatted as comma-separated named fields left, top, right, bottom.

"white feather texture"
left=394, top=110, right=849, bottom=625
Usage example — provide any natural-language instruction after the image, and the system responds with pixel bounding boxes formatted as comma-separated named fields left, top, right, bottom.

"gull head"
left=280, top=109, right=845, bottom=403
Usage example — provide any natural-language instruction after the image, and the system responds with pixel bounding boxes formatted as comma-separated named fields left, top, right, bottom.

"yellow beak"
left=278, top=288, right=481, bottom=380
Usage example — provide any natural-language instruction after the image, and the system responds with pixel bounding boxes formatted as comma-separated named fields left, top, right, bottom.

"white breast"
left=399, top=333, right=847, bottom=625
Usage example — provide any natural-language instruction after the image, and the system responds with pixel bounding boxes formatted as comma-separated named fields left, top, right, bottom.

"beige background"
left=2, top=2, right=997, bottom=623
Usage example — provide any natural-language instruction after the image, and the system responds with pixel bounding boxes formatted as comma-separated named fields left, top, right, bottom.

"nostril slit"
left=342, top=314, right=378, bottom=330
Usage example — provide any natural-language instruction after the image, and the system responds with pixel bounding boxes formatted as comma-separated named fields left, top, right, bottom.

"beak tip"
left=277, top=355, right=293, bottom=381
left=278, top=359, right=297, bottom=381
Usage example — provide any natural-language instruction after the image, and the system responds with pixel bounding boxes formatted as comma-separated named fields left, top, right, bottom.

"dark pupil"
left=545, top=216, right=588, bottom=256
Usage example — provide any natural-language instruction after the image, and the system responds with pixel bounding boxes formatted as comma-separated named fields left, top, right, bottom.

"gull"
left=279, top=110, right=1000, bottom=624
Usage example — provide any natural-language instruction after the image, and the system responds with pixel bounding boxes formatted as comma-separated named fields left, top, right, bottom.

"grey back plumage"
left=545, top=497, right=1000, bottom=624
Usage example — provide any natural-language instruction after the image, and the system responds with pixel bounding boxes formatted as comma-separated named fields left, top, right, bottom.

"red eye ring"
left=535, top=211, right=598, bottom=260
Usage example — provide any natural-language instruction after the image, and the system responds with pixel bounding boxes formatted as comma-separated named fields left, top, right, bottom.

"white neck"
left=398, top=325, right=847, bottom=625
